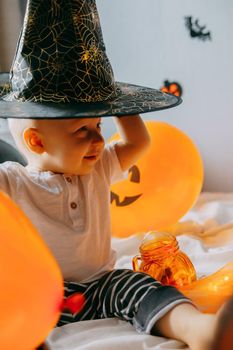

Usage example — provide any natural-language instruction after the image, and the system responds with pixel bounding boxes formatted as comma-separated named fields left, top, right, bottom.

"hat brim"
left=0, top=81, right=181, bottom=119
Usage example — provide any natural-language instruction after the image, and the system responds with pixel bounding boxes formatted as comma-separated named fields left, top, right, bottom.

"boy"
left=0, top=1, right=232, bottom=348
left=0, top=114, right=231, bottom=350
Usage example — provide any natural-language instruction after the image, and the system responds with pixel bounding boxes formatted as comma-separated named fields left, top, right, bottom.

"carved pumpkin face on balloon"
left=110, top=121, right=203, bottom=238
left=111, top=165, right=142, bottom=206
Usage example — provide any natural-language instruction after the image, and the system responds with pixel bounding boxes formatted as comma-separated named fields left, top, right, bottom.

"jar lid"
left=140, top=231, right=177, bottom=252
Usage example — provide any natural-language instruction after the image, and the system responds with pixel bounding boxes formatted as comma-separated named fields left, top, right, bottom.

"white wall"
left=0, top=0, right=21, bottom=71
left=97, top=0, right=233, bottom=192
left=0, top=0, right=21, bottom=145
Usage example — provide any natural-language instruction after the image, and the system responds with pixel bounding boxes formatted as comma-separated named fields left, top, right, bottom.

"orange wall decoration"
left=110, top=121, right=204, bottom=238
left=160, top=80, right=183, bottom=97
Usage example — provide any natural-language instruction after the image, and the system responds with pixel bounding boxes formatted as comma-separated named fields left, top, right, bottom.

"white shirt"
left=0, top=144, right=124, bottom=282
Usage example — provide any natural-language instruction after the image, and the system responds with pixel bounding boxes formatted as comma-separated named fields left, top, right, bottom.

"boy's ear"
left=23, top=128, right=44, bottom=154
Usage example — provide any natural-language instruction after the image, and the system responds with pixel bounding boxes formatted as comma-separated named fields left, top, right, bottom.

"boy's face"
left=37, top=117, right=105, bottom=175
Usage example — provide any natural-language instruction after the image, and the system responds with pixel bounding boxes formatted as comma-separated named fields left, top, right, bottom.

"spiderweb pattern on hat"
left=5, top=0, right=117, bottom=103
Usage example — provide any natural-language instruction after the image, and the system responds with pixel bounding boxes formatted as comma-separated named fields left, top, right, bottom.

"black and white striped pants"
left=59, top=269, right=191, bottom=334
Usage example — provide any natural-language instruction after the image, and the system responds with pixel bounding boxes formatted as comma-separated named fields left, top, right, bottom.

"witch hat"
left=0, top=0, right=181, bottom=119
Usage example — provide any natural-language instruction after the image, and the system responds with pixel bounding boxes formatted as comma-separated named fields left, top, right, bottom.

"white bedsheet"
left=47, top=193, right=233, bottom=350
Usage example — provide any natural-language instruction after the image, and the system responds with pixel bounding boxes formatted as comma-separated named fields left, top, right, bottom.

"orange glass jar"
left=132, top=232, right=196, bottom=288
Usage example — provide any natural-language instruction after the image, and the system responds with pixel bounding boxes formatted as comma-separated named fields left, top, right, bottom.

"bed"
left=46, top=192, right=233, bottom=349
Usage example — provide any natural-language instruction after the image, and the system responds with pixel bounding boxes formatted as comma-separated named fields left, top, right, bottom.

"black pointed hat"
left=0, top=0, right=181, bottom=119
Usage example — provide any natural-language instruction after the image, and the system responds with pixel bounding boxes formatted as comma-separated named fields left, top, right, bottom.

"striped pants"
left=59, top=269, right=191, bottom=334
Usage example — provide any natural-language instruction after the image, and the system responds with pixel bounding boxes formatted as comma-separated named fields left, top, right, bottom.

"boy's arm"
left=113, top=115, right=150, bottom=171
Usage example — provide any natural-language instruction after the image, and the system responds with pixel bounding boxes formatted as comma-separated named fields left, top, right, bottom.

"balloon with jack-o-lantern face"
left=109, top=121, right=204, bottom=238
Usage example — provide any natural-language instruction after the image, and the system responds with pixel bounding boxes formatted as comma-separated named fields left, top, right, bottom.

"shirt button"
left=70, top=202, right=77, bottom=209
left=66, top=177, right=72, bottom=183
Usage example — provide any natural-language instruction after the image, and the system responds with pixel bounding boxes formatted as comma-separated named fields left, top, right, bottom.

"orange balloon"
left=110, top=121, right=204, bottom=237
left=180, top=260, right=233, bottom=313
left=0, top=191, right=64, bottom=350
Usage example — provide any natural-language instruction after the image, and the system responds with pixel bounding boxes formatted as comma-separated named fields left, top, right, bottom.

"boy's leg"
left=60, top=269, right=191, bottom=329
left=60, top=269, right=233, bottom=350
left=92, top=269, right=193, bottom=334
left=92, top=269, right=233, bottom=350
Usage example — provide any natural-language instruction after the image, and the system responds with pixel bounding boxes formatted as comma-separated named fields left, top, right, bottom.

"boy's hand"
left=113, top=115, right=151, bottom=171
